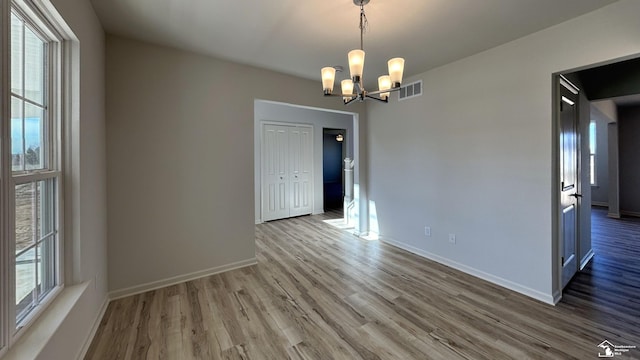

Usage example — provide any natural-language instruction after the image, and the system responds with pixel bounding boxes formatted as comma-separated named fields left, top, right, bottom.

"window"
left=589, top=121, right=596, bottom=186
left=2, top=0, right=65, bottom=352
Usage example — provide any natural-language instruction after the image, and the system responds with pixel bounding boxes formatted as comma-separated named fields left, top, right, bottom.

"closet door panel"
left=290, top=126, right=313, bottom=217
left=262, top=124, right=289, bottom=221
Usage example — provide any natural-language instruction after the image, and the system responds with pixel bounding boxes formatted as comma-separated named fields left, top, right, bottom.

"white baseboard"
left=109, top=258, right=257, bottom=300
left=621, top=210, right=640, bottom=218
left=76, top=295, right=109, bottom=360
left=591, top=201, right=608, bottom=207
left=580, top=249, right=595, bottom=270
left=379, top=237, right=556, bottom=305
left=552, top=290, right=562, bottom=305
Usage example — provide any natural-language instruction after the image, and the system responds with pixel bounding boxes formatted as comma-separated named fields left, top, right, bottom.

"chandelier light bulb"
left=378, top=75, right=391, bottom=100
left=341, top=79, right=354, bottom=102
left=348, top=49, right=365, bottom=82
left=388, top=58, right=405, bottom=88
left=321, top=67, right=336, bottom=94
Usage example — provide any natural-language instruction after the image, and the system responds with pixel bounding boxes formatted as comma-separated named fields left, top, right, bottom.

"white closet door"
left=262, top=124, right=289, bottom=221
left=289, top=126, right=313, bottom=217
left=261, top=123, right=314, bottom=222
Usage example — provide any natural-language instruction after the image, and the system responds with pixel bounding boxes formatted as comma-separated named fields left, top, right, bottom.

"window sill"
left=2, top=282, right=88, bottom=360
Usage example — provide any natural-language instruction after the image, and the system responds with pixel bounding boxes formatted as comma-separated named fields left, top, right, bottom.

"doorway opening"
left=254, top=100, right=363, bottom=233
left=555, top=54, right=640, bottom=306
left=322, top=128, right=347, bottom=215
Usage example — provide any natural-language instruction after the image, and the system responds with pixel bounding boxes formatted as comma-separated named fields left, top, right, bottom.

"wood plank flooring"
left=562, top=207, right=640, bottom=338
left=85, top=210, right=640, bottom=359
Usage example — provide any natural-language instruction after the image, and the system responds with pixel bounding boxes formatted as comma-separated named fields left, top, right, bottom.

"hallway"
left=562, top=207, right=640, bottom=337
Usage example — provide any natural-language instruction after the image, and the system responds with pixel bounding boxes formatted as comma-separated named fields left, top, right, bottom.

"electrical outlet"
left=448, top=234, right=456, bottom=244
left=424, top=226, right=431, bottom=237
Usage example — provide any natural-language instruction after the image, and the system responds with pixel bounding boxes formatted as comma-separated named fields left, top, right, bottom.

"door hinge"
left=562, top=256, right=565, bottom=264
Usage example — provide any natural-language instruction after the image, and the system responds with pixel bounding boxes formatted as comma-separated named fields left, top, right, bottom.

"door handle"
left=570, top=193, right=582, bottom=198
left=280, top=176, right=284, bottom=180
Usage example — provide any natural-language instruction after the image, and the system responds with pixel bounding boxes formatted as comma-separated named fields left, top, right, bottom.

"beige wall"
left=590, top=102, right=614, bottom=205
left=365, top=0, right=640, bottom=303
left=105, top=35, right=366, bottom=294
left=592, top=100, right=618, bottom=123
left=618, top=105, right=640, bottom=215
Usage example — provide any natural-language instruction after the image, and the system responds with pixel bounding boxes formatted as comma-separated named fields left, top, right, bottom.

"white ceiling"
left=90, top=0, right=619, bottom=87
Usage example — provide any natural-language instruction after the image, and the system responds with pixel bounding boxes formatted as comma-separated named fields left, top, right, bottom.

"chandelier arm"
left=323, top=93, right=358, bottom=98
left=364, top=94, right=389, bottom=103
left=366, top=87, right=401, bottom=97
left=344, top=97, right=359, bottom=105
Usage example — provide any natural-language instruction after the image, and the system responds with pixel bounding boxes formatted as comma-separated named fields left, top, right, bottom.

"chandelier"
left=321, top=0, right=405, bottom=104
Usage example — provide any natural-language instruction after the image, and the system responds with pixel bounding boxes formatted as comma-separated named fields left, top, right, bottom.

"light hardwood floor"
left=86, top=211, right=640, bottom=359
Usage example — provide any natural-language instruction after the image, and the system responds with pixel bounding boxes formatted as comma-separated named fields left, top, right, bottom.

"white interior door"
left=262, top=124, right=289, bottom=221
left=289, top=126, right=313, bottom=217
left=262, top=123, right=313, bottom=221
left=559, top=78, right=580, bottom=289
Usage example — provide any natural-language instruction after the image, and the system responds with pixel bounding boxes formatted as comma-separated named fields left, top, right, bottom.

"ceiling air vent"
left=398, top=80, right=422, bottom=101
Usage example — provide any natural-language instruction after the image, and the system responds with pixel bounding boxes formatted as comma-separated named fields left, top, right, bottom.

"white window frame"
left=1, top=0, right=67, bottom=354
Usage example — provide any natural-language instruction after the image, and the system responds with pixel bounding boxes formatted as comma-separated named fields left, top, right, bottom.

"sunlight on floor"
left=322, top=217, right=379, bottom=241
left=359, top=233, right=379, bottom=241
left=322, top=218, right=355, bottom=230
